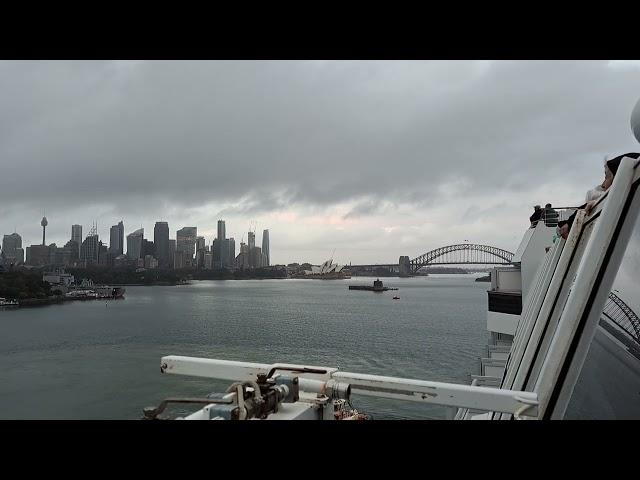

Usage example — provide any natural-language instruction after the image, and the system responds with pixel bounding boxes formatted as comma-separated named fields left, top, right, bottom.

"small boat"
left=0, top=297, right=19, bottom=307
left=393, top=296, right=400, bottom=300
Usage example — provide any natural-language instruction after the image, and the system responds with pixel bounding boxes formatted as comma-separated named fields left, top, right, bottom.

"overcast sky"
left=1, top=60, right=639, bottom=265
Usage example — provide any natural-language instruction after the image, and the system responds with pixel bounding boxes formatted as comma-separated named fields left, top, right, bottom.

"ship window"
left=524, top=216, right=598, bottom=390
left=564, top=208, right=640, bottom=419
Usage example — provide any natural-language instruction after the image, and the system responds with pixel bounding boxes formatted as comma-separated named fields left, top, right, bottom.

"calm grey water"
left=0, top=275, right=489, bottom=419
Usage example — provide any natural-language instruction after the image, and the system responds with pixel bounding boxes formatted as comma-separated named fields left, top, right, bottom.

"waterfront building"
left=126, top=228, right=144, bottom=260
left=154, top=221, right=170, bottom=269
left=176, top=227, right=197, bottom=267
left=248, top=231, right=255, bottom=250
left=2, top=233, right=24, bottom=265
left=113, top=254, right=130, bottom=267
left=144, top=255, right=158, bottom=269
left=26, top=244, right=52, bottom=266
left=42, top=269, right=75, bottom=287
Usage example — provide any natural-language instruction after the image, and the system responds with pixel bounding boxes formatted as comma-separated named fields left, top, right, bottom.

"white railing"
left=160, top=355, right=539, bottom=418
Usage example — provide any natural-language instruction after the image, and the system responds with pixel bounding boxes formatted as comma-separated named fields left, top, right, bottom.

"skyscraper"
left=110, top=221, right=124, bottom=255
left=70, top=225, right=82, bottom=260
left=154, top=221, right=170, bottom=269
left=217, top=220, right=226, bottom=242
left=227, top=237, right=236, bottom=267
left=196, top=236, right=206, bottom=252
left=168, top=239, right=176, bottom=268
left=195, top=236, right=206, bottom=269
left=80, top=233, right=99, bottom=265
left=127, top=228, right=144, bottom=260
left=141, top=239, right=155, bottom=259
left=71, top=225, right=82, bottom=248
left=215, top=220, right=227, bottom=269
left=176, top=227, right=197, bottom=266
left=2, top=233, right=23, bottom=264
left=246, top=231, right=259, bottom=268
left=262, top=229, right=270, bottom=266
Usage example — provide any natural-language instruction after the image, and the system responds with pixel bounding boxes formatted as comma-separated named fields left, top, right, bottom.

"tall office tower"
left=80, top=232, right=99, bottom=265
left=154, top=221, right=170, bottom=268
left=126, top=228, right=144, bottom=259
left=168, top=239, right=176, bottom=268
left=249, top=246, right=263, bottom=269
left=235, top=242, right=249, bottom=269
left=64, top=239, right=79, bottom=265
left=71, top=225, right=82, bottom=248
left=217, top=220, right=226, bottom=242
left=41, top=216, right=48, bottom=245
left=204, top=252, right=213, bottom=270
left=174, top=250, right=185, bottom=269
left=2, top=233, right=23, bottom=264
left=212, top=239, right=220, bottom=268
left=117, top=221, right=124, bottom=255
left=227, top=237, right=236, bottom=267
left=110, top=221, right=125, bottom=255
left=97, top=242, right=109, bottom=266
left=70, top=224, right=82, bottom=259
left=176, top=227, right=197, bottom=266
left=248, top=231, right=255, bottom=250
left=110, top=224, right=119, bottom=254
left=261, top=229, right=270, bottom=267
left=196, top=236, right=206, bottom=252
left=215, top=220, right=227, bottom=269
left=141, top=239, right=155, bottom=259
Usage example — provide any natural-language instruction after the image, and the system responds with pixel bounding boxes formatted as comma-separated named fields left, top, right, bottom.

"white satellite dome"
left=632, top=97, right=640, bottom=143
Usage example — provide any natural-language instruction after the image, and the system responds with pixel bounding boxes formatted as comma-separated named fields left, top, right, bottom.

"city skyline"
left=2, top=61, right=640, bottom=264
left=1, top=215, right=273, bottom=269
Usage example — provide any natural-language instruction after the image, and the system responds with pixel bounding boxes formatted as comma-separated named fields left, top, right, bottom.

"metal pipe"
left=332, top=371, right=538, bottom=415
left=143, top=397, right=233, bottom=420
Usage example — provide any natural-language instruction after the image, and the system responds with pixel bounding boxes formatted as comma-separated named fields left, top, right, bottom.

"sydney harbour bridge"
left=349, top=243, right=640, bottom=349
left=349, top=243, right=515, bottom=276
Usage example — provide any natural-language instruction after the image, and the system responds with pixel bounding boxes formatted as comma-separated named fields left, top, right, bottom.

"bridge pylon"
left=399, top=256, right=411, bottom=277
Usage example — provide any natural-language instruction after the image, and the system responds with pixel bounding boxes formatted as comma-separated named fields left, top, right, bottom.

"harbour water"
left=0, top=275, right=489, bottom=419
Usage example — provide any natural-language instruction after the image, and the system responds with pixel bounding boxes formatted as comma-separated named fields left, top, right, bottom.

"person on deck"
left=530, top=205, right=543, bottom=228
left=557, top=153, right=640, bottom=240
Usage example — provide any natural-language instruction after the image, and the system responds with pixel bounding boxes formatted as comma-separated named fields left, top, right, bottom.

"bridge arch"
left=410, top=244, right=514, bottom=273
left=603, top=292, right=640, bottom=345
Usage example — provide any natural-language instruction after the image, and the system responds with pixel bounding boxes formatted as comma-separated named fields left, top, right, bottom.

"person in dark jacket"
left=530, top=205, right=543, bottom=227
left=558, top=152, right=640, bottom=239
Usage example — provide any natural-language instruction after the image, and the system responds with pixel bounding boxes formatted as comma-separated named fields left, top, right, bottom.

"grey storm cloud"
left=1, top=60, right=639, bottom=261
left=2, top=60, right=638, bottom=208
